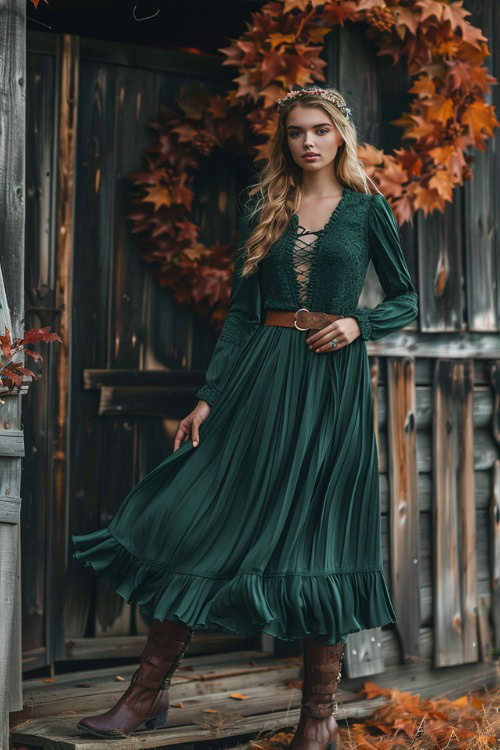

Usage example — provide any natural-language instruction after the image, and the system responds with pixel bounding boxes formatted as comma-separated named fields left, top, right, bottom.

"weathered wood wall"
left=328, top=0, right=500, bottom=676
left=22, top=30, right=254, bottom=672
left=20, top=0, right=500, bottom=686
left=0, top=0, right=27, bottom=746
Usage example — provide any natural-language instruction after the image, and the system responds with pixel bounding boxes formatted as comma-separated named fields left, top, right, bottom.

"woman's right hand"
left=173, top=399, right=211, bottom=452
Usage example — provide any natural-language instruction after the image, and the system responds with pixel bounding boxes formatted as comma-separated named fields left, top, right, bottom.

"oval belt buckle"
left=294, top=307, right=311, bottom=331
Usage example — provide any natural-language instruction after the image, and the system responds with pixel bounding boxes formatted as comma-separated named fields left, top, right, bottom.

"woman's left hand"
left=306, top=317, right=360, bottom=353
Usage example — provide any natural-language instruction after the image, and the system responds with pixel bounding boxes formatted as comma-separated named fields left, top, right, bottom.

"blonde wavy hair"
left=240, top=87, right=381, bottom=277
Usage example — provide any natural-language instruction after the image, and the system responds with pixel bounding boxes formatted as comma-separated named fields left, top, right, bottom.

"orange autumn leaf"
left=428, top=168, right=454, bottom=201
left=203, top=708, right=218, bottom=713
left=284, top=0, right=324, bottom=12
left=268, top=33, right=297, bottom=50
left=426, top=95, right=455, bottom=124
left=393, top=7, right=420, bottom=39
left=170, top=124, right=199, bottom=143
left=462, top=100, right=500, bottom=145
left=143, top=184, right=171, bottom=212
left=307, top=27, right=332, bottom=45
left=230, top=692, right=248, bottom=700
left=170, top=701, right=184, bottom=708
left=361, top=681, right=392, bottom=700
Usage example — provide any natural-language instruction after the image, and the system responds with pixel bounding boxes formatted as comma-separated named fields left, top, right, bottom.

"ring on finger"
left=330, top=338, right=338, bottom=350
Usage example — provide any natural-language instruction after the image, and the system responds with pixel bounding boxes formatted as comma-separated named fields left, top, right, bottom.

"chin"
left=301, top=163, right=325, bottom=172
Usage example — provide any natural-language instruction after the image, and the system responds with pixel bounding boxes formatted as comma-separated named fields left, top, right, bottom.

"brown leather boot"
left=77, top=618, right=194, bottom=738
left=288, top=638, right=344, bottom=750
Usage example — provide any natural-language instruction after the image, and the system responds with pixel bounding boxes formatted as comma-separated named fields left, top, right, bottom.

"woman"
left=72, top=85, right=418, bottom=749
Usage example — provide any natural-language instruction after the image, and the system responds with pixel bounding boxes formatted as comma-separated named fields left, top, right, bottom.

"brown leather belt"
left=264, top=308, right=344, bottom=335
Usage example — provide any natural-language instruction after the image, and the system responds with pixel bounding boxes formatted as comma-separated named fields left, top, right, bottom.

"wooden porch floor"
left=10, top=646, right=498, bottom=750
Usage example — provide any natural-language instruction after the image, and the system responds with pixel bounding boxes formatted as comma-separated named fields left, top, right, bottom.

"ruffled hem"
left=72, top=528, right=396, bottom=646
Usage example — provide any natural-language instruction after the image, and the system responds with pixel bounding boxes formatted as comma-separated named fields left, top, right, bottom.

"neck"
left=300, top=168, right=343, bottom=198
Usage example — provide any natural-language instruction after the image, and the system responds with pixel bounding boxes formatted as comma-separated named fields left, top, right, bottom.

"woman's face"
left=285, top=105, right=344, bottom=172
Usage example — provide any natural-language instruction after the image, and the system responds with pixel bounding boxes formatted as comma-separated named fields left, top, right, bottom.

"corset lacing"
left=292, top=224, right=325, bottom=306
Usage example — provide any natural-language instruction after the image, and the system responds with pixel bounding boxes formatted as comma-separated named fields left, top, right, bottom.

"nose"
left=303, top=131, right=315, bottom=148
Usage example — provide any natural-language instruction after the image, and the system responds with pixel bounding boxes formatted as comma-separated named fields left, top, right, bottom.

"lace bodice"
left=196, top=187, right=419, bottom=406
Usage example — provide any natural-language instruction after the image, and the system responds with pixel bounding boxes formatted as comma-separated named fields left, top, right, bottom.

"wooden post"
left=433, top=359, right=478, bottom=667
left=387, top=357, right=420, bottom=663
left=0, top=0, right=26, bottom=745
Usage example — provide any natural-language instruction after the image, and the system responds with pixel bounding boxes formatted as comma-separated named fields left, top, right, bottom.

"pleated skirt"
left=72, top=324, right=396, bottom=645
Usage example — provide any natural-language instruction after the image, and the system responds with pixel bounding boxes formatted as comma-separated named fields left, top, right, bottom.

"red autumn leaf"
left=17, top=327, right=63, bottom=346
left=22, top=348, right=44, bottom=363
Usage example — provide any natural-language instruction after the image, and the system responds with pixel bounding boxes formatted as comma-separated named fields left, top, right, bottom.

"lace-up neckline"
left=288, top=187, right=350, bottom=308
left=292, top=225, right=325, bottom=306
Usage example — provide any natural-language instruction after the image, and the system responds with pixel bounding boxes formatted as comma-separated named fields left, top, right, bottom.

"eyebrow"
left=287, top=123, right=332, bottom=130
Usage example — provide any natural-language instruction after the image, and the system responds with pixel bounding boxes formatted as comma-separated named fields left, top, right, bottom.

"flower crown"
left=274, top=86, right=352, bottom=119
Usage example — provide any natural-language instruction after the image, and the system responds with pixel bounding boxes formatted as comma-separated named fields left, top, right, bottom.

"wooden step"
left=10, top=687, right=383, bottom=750
left=11, top=651, right=303, bottom=722
left=10, top=648, right=498, bottom=750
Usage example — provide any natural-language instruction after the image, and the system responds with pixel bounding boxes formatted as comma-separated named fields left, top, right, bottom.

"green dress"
left=72, top=185, right=419, bottom=645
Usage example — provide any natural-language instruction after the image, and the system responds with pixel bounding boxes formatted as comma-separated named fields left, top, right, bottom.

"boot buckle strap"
left=309, top=663, right=341, bottom=674
left=147, top=635, right=186, bottom=650
left=302, top=705, right=335, bottom=719
left=157, top=646, right=187, bottom=661
left=311, top=683, right=338, bottom=694
left=131, top=669, right=165, bottom=690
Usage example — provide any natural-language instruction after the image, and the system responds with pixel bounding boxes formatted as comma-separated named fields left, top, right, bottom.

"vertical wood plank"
left=489, top=357, right=500, bottom=650
left=416, top=200, right=465, bottom=333
left=67, top=59, right=117, bottom=641
left=93, top=62, right=158, bottom=636
left=387, top=357, right=420, bottom=663
left=54, top=34, right=80, bottom=659
left=0, top=0, right=26, bottom=745
left=477, top=595, right=493, bottom=662
left=345, top=357, right=385, bottom=678
left=490, top=458, right=500, bottom=651
left=463, top=0, right=498, bottom=331
left=21, top=47, right=57, bottom=670
left=433, top=360, right=478, bottom=666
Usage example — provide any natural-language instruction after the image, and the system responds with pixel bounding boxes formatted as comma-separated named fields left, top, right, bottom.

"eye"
left=288, top=128, right=330, bottom=137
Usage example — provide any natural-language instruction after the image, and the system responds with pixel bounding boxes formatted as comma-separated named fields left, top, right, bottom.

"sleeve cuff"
left=349, top=310, right=373, bottom=341
left=195, top=384, right=218, bottom=407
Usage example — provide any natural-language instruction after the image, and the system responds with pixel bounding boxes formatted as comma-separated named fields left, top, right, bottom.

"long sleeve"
left=195, top=198, right=263, bottom=407
left=347, top=193, right=419, bottom=341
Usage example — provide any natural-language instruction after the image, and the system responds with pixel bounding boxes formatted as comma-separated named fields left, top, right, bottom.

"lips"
left=302, top=153, right=319, bottom=158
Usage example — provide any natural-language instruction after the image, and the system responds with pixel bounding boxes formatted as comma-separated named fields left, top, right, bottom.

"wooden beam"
left=387, top=357, right=420, bottom=663
left=433, top=359, right=479, bottom=666
left=0, top=430, right=25, bottom=457
left=365, top=331, right=500, bottom=359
